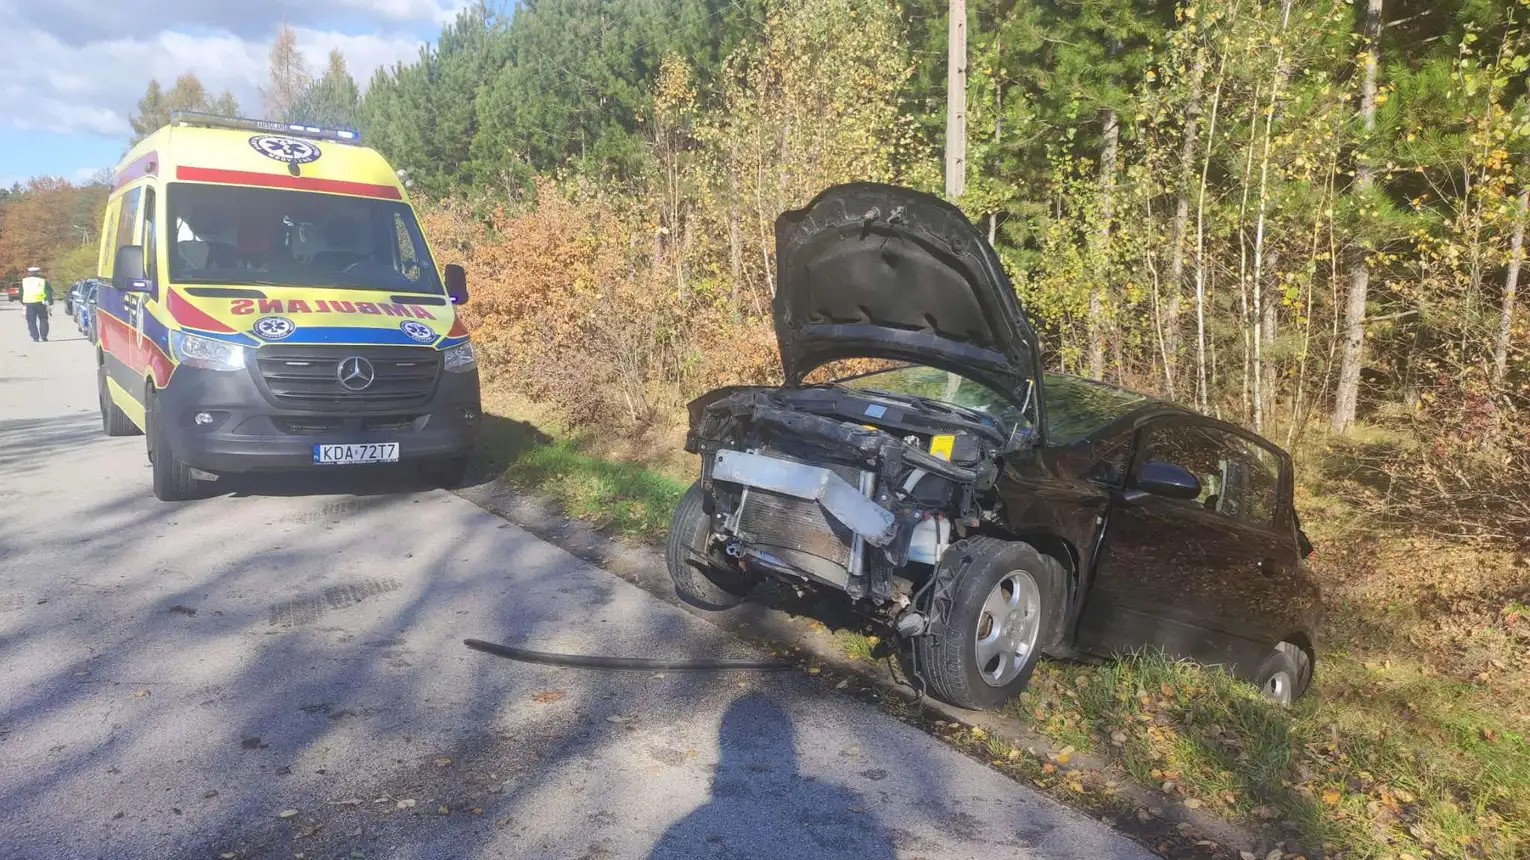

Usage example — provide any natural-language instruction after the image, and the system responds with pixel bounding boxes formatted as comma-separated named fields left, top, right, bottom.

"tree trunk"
left=1089, top=108, right=1120, bottom=380
left=1494, top=186, right=1528, bottom=387
left=1332, top=0, right=1384, bottom=434
left=944, top=0, right=967, bottom=199
left=1165, top=52, right=1206, bottom=399
left=728, top=150, right=744, bottom=316
left=1252, top=0, right=1294, bottom=432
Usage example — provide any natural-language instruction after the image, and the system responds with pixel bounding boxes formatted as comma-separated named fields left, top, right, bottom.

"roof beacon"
left=168, top=111, right=362, bottom=145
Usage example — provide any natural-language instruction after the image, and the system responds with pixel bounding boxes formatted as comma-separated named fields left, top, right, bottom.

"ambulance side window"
left=99, top=201, right=120, bottom=278
left=114, top=187, right=142, bottom=267
left=142, top=187, right=158, bottom=282
left=393, top=213, right=423, bottom=281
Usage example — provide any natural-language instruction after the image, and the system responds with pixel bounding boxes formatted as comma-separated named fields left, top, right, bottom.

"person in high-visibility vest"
left=21, top=266, right=52, bottom=342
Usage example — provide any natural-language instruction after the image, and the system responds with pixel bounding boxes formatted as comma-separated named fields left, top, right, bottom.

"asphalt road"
left=0, top=301, right=1154, bottom=860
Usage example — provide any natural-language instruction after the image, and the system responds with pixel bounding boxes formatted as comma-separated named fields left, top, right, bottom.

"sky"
left=0, top=0, right=471, bottom=188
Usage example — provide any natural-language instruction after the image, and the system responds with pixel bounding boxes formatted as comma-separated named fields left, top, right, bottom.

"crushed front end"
left=685, top=384, right=1010, bottom=613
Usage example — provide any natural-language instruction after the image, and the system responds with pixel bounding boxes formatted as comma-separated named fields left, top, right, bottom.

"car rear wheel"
left=914, top=537, right=1065, bottom=710
left=99, top=363, right=140, bottom=437
left=1254, top=641, right=1312, bottom=705
left=665, top=482, right=758, bottom=610
left=147, top=387, right=203, bottom=502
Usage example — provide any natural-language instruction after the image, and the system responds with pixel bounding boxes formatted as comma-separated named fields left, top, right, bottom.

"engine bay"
left=685, top=384, right=1010, bottom=611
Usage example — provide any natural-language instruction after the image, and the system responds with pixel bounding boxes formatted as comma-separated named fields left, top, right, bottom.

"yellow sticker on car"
left=930, top=434, right=955, bottom=461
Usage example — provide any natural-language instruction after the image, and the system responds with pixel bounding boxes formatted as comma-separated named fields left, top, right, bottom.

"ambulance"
left=96, top=112, right=480, bottom=501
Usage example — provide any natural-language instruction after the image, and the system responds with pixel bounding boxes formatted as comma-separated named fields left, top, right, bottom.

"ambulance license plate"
left=313, top=443, right=400, bottom=465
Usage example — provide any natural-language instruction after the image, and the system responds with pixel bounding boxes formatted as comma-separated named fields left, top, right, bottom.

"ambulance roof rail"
left=168, top=111, right=362, bottom=145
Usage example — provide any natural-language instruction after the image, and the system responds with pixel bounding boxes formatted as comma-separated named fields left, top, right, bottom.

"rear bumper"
left=156, top=364, right=480, bottom=473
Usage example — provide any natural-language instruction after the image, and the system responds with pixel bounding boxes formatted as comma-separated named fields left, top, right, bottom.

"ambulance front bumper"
left=156, top=364, right=480, bottom=473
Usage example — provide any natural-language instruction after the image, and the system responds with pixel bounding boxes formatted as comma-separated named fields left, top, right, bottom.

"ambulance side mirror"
left=444, top=263, right=468, bottom=305
left=114, top=246, right=153, bottom=294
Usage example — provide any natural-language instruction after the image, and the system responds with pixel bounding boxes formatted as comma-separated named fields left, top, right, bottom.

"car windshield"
left=834, top=364, right=1031, bottom=439
left=1042, top=372, right=1152, bottom=444
left=165, top=183, right=442, bottom=294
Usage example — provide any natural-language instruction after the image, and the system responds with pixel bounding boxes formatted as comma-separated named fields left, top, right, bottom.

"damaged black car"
left=667, top=183, right=1321, bottom=710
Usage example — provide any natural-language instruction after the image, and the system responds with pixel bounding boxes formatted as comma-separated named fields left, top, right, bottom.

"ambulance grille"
left=254, top=345, right=441, bottom=411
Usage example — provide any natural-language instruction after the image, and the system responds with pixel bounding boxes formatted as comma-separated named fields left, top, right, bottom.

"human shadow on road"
left=648, top=693, right=896, bottom=860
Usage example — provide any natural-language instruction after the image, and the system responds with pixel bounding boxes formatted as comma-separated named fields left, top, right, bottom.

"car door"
left=1074, top=419, right=1295, bottom=678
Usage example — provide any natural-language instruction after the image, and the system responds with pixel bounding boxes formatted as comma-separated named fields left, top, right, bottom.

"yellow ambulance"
left=96, top=112, right=480, bottom=501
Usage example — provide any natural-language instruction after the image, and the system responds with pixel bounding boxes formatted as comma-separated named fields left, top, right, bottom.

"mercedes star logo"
left=336, top=356, right=376, bottom=392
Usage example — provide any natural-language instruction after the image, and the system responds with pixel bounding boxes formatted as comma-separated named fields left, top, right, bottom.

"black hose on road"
left=463, top=638, right=792, bottom=671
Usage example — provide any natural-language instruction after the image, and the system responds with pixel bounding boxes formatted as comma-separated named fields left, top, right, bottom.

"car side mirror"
left=1135, top=460, right=1201, bottom=501
left=444, top=263, right=468, bottom=305
left=113, top=245, right=153, bottom=293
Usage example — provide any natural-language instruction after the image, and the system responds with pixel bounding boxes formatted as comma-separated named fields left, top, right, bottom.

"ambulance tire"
left=99, top=362, right=140, bottom=437
left=146, top=386, right=203, bottom=502
left=419, top=456, right=469, bottom=489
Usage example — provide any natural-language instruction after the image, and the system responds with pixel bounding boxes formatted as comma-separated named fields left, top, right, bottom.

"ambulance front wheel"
left=146, top=386, right=206, bottom=502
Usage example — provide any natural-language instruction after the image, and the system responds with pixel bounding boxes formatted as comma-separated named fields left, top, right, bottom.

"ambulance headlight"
left=172, top=330, right=247, bottom=371
left=442, top=342, right=476, bottom=373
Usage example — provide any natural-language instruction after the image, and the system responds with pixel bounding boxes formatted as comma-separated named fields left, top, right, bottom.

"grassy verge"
left=476, top=393, right=690, bottom=541
left=474, top=394, right=1530, bottom=858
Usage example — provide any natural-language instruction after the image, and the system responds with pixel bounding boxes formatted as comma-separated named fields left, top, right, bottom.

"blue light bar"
left=169, top=111, right=362, bottom=145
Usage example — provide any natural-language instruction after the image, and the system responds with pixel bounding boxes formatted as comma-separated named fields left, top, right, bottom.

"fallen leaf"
left=606, top=715, right=630, bottom=724
left=1110, top=731, right=1127, bottom=745
left=131, top=689, right=150, bottom=698
left=434, top=756, right=453, bottom=767
left=1480, top=727, right=1497, bottom=742
left=1321, top=789, right=1341, bottom=805
left=1056, top=745, right=1075, bottom=764
left=278, top=809, right=299, bottom=818
left=970, top=727, right=986, bottom=739
left=807, top=666, right=821, bottom=675
left=1041, top=763, right=1056, bottom=774
left=1183, top=798, right=1202, bottom=809
left=531, top=690, right=565, bottom=704
left=396, top=798, right=416, bottom=809
left=1006, top=748, right=1021, bottom=761
left=438, top=805, right=449, bottom=815
left=471, top=808, right=483, bottom=815
left=1241, top=852, right=1258, bottom=860
left=1136, top=808, right=1153, bottom=824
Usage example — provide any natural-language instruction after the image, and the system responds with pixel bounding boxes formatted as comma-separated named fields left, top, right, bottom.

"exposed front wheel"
left=665, top=482, right=758, bottom=610
left=147, top=388, right=203, bottom=502
left=914, top=537, right=1065, bottom=710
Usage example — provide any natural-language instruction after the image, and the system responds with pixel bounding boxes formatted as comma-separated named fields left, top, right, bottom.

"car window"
left=1043, top=372, right=1152, bottom=444
left=835, top=364, right=1031, bottom=440
left=1137, top=423, right=1281, bottom=528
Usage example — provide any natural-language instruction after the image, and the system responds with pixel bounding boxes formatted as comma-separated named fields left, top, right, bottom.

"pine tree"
left=262, top=25, right=311, bottom=122
left=288, top=49, right=361, bottom=127
left=129, top=80, right=168, bottom=143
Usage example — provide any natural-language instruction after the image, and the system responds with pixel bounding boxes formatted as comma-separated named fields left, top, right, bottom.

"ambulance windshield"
left=166, top=183, right=443, bottom=294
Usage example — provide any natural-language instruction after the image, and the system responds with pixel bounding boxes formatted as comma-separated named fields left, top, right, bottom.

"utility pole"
left=945, top=0, right=967, bottom=199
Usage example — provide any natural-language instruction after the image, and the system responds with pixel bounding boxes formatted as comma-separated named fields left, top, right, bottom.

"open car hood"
left=773, top=183, right=1042, bottom=407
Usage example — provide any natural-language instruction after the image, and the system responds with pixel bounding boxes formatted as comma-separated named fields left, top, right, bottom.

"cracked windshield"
left=1, top=1, right=1526, bottom=860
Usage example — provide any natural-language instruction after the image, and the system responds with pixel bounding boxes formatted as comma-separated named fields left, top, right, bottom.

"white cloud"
left=0, top=23, right=424, bottom=139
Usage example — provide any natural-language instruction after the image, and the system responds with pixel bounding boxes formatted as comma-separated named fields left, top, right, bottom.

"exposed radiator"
left=731, top=457, right=872, bottom=588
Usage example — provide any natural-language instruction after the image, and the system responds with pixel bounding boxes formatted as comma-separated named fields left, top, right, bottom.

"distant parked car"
left=77, top=281, right=100, bottom=342
left=5, top=282, right=19, bottom=302
left=65, top=281, right=81, bottom=318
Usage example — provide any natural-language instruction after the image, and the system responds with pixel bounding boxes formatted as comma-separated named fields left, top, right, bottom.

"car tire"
left=665, top=482, right=758, bottom=610
left=420, top=456, right=470, bottom=488
left=1253, top=641, right=1312, bottom=705
left=147, top=388, right=202, bottom=502
left=99, top=363, right=141, bottom=437
left=914, top=537, right=1065, bottom=710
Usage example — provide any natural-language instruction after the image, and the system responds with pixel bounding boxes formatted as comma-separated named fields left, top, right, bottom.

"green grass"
left=1014, top=651, right=1530, bottom=858
left=502, top=438, right=687, bottom=539
left=475, top=403, right=689, bottom=541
